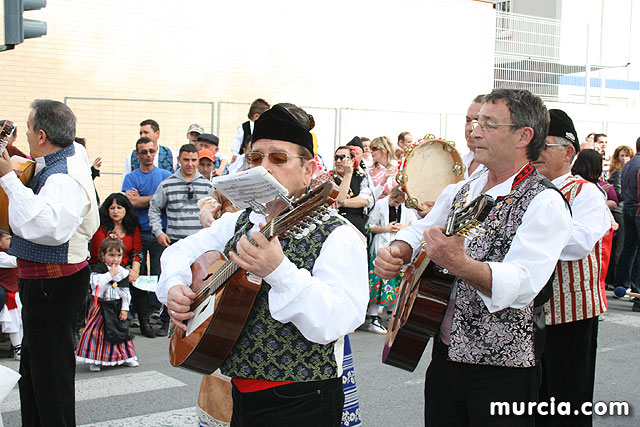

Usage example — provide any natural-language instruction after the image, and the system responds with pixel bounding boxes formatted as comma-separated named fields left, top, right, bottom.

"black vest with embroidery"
left=220, top=210, right=345, bottom=381
left=448, top=168, right=548, bottom=368
left=239, top=121, right=252, bottom=154
left=331, top=171, right=367, bottom=235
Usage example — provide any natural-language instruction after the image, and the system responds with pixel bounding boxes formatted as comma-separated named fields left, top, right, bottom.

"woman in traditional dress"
left=368, top=136, right=398, bottom=200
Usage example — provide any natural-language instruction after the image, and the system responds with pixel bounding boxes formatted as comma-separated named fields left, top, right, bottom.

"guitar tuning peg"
left=294, top=232, right=303, bottom=240
left=307, top=223, right=317, bottom=232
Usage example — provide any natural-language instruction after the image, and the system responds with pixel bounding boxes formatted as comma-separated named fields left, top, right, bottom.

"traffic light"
left=1, top=0, right=47, bottom=51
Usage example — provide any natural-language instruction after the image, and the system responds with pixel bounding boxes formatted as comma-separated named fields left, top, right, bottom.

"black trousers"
left=230, top=378, right=344, bottom=427
left=425, top=339, right=537, bottom=427
left=537, top=316, right=599, bottom=427
left=18, top=267, right=90, bottom=427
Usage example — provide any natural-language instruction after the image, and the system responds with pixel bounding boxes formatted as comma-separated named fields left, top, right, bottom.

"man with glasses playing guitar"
left=375, top=89, right=573, bottom=426
left=157, top=104, right=368, bottom=427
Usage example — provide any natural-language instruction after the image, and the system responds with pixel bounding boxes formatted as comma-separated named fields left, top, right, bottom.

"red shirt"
left=90, top=225, right=142, bottom=267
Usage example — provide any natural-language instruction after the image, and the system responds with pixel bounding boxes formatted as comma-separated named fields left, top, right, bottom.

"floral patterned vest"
left=448, top=166, right=548, bottom=368
left=220, top=209, right=346, bottom=381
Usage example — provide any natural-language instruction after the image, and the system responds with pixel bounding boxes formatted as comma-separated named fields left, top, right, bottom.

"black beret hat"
left=548, top=109, right=579, bottom=153
left=251, top=104, right=314, bottom=154
left=197, top=133, right=219, bottom=146
left=347, top=136, right=363, bottom=150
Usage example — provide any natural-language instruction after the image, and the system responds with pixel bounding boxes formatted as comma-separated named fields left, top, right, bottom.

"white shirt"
left=552, top=173, right=613, bottom=261
left=394, top=167, right=572, bottom=313
left=231, top=121, right=254, bottom=156
left=0, top=252, right=17, bottom=269
left=0, top=170, right=90, bottom=246
left=90, top=265, right=132, bottom=310
left=156, top=209, right=369, bottom=345
left=462, top=150, right=487, bottom=180
left=227, top=154, right=249, bottom=174
left=368, top=195, right=419, bottom=255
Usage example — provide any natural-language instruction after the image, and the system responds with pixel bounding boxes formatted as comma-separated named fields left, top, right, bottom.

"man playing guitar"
left=375, top=89, right=573, bottom=426
left=157, top=103, right=368, bottom=427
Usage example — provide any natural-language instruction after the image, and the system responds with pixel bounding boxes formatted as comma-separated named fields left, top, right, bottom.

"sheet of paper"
left=131, top=275, right=158, bottom=292
left=212, top=166, right=288, bottom=209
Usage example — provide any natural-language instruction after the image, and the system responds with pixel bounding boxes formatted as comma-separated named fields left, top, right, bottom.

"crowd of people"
left=0, top=90, right=636, bottom=427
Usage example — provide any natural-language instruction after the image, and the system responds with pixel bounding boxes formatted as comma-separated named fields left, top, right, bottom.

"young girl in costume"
left=0, top=230, right=21, bottom=360
left=366, top=186, right=419, bottom=333
left=76, top=237, right=139, bottom=372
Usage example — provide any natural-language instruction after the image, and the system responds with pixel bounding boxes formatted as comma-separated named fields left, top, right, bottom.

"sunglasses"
left=334, top=154, right=352, bottom=161
left=137, top=148, right=157, bottom=156
left=187, top=184, right=194, bottom=200
left=370, top=147, right=380, bottom=152
left=246, top=151, right=304, bottom=166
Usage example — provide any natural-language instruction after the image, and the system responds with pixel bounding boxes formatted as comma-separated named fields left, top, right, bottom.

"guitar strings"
left=191, top=196, right=319, bottom=304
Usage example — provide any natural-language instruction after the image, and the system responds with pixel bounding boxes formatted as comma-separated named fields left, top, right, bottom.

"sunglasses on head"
left=334, top=154, right=352, bottom=161
left=245, top=151, right=304, bottom=166
left=137, top=148, right=157, bottom=156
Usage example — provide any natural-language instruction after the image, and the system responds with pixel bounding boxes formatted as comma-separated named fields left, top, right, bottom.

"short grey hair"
left=554, top=136, right=577, bottom=161
left=483, top=89, right=549, bottom=161
left=30, top=99, right=76, bottom=148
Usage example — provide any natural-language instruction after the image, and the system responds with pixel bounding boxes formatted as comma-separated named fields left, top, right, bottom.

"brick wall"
left=0, top=0, right=495, bottom=199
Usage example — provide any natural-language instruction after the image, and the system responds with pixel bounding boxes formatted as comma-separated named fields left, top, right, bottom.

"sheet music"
left=211, top=166, right=288, bottom=209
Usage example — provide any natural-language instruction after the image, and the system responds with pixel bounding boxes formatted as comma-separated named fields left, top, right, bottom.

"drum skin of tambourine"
left=396, top=137, right=465, bottom=210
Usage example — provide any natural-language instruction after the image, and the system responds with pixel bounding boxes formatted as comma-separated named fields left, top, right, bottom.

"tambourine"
left=396, top=135, right=465, bottom=210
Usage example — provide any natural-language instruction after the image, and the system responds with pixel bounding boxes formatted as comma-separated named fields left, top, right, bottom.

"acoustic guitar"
left=382, top=193, right=495, bottom=371
left=0, top=121, right=36, bottom=232
left=169, top=181, right=338, bottom=374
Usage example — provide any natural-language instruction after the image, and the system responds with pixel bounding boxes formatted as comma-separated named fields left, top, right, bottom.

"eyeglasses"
left=245, top=151, right=305, bottom=165
left=187, top=184, right=194, bottom=200
left=137, top=148, right=157, bottom=156
left=334, top=154, right=352, bottom=161
left=470, top=120, right=518, bottom=132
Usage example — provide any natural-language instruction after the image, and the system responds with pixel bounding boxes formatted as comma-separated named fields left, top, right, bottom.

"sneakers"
left=155, top=324, right=169, bottom=337
left=366, top=316, right=388, bottom=335
left=89, top=364, right=101, bottom=372
left=9, top=345, right=21, bottom=361
left=125, top=359, right=140, bottom=367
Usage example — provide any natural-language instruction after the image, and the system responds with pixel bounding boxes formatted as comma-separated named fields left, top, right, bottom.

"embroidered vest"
left=448, top=168, right=548, bottom=368
left=10, top=144, right=99, bottom=264
left=544, top=176, right=607, bottom=325
left=220, top=210, right=346, bottom=381
left=130, top=145, right=174, bottom=173
left=331, top=171, right=367, bottom=235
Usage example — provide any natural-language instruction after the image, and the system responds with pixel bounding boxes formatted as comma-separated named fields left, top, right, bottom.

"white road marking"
left=0, top=370, right=185, bottom=413
left=78, top=406, right=198, bottom=427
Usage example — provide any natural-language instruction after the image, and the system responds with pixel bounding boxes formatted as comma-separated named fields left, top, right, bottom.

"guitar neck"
left=190, top=182, right=337, bottom=308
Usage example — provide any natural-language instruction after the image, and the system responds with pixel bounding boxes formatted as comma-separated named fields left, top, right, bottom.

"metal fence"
left=494, top=10, right=637, bottom=106
left=63, top=96, right=639, bottom=201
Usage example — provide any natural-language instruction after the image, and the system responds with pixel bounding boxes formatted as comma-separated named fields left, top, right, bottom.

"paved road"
left=1, top=290, right=639, bottom=426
